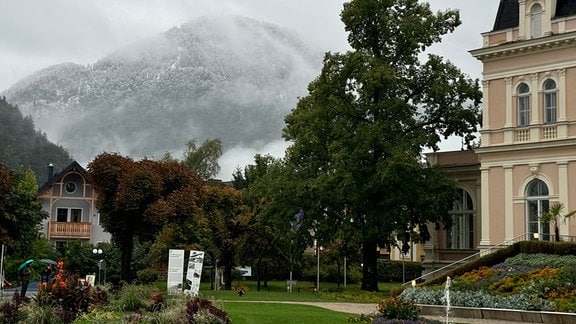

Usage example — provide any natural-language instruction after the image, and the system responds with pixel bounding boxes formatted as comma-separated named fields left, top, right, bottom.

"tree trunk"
left=555, top=226, right=560, bottom=242
left=119, top=234, right=134, bottom=283
left=337, top=260, right=342, bottom=288
left=224, top=261, right=233, bottom=290
left=256, top=260, right=261, bottom=291
left=361, top=240, right=379, bottom=292
left=263, top=262, right=268, bottom=289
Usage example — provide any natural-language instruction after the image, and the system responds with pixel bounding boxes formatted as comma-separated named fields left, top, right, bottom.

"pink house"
left=422, top=0, right=576, bottom=277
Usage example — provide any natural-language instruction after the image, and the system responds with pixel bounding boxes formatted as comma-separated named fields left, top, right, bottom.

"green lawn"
left=197, top=280, right=398, bottom=304
left=74, top=280, right=395, bottom=323
left=222, top=302, right=356, bottom=324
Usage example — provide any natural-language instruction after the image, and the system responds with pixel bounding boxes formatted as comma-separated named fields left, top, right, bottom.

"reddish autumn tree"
left=145, top=168, right=205, bottom=267
left=88, top=153, right=204, bottom=282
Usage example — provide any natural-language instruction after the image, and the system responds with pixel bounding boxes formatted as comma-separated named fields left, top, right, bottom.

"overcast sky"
left=0, top=0, right=501, bottom=177
left=1, top=0, right=500, bottom=92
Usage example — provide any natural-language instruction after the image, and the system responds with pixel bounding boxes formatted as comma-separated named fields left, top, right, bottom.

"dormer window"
left=518, top=83, right=530, bottom=126
left=531, top=3, right=543, bottom=38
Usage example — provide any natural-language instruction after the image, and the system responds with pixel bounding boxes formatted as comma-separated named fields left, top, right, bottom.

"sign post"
left=167, top=249, right=185, bottom=295
left=184, top=250, right=205, bottom=296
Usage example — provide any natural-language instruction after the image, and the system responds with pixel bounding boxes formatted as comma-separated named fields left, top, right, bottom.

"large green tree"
left=233, top=155, right=299, bottom=291
left=0, top=164, right=47, bottom=257
left=199, top=183, right=252, bottom=290
left=281, top=0, right=481, bottom=291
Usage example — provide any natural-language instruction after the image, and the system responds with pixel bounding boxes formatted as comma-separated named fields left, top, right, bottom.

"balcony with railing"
left=48, top=221, right=91, bottom=240
left=513, top=124, right=558, bottom=143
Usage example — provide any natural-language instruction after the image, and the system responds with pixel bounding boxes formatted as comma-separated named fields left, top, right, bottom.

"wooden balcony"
left=48, top=221, right=91, bottom=240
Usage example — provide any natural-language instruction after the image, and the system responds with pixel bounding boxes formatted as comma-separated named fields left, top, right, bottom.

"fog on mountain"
left=2, top=15, right=323, bottom=177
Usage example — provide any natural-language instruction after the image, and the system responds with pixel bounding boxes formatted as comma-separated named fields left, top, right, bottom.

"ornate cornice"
left=470, top=31, right=576, bottom=61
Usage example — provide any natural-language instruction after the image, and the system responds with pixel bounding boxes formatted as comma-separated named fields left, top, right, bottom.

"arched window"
left=543, top=79, right=557, bottom=124
left=526, top=179, right=550, bottom=240
left=518, top=83, right=530, bottom=126
left=445, top=188, right=474, bottom=249
left=531, top=3, right=543, bottom=38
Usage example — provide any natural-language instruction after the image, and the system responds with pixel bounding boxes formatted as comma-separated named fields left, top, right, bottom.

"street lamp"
left=314, top=239, right=324, bottom=291
left=92, top=248, right=103, bottom=285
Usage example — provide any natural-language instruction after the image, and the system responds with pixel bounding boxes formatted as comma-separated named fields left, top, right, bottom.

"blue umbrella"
left=39, top=259, right=58, bottom=265
left=18, top=259, right=35, bottom=271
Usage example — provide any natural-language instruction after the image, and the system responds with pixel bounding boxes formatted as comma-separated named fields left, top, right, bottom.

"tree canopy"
left=0, top=164, right=47, bottom=256
left=277, top=0, right=482, bottom=291
left=183, top=139, right=223, bottom=180
left=88, top=153, right=204, bottom=281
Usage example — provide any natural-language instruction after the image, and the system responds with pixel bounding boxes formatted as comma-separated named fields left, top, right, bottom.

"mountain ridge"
left=3, top=15, right=321, bottom=176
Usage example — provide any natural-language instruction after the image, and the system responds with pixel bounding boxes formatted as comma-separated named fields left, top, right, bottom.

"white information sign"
left=184, top=250, right=204, bottom=296
left=167, top=249, right=185, bottom=295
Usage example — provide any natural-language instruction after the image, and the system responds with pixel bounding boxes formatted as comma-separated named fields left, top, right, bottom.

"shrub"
left=378, top=260, right=423, bottom=283
left=90, top=286, right=111, bottom=309
left=0, top=298, right=26, bottom=324
left=35, top=262, right=92, bottom=323
left=113, top=284, right=150, bottom=311
left=399, top=286, right=555, bottom=311
left=376, top=296, right=420, bottom=321
left=137, top=268, right=159, bottom=284
left=23, top=304, right=63, bottom=324
left=148, top=293, right=165, bottom=312
left=185, top=298, right=230, bottom=323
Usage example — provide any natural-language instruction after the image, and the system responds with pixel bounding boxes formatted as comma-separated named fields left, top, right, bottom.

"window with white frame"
left=518, top=83, right=530, bottom=126
left=526, top=179, right=550, bottom=240
left=55, top=208, right=83, bottom=222
left=543, top=79, right=557, bottom=123
left=445, top=188, right=474, bottom=249
left=531, top=3, right=543, bottom=38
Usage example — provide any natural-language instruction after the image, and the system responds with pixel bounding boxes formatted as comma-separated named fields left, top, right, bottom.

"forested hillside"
left=0, top=96, right=72, bottom=185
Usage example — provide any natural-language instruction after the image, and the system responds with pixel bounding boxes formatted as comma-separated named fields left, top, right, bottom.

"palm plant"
left=540, top=202, right=576, bottom=241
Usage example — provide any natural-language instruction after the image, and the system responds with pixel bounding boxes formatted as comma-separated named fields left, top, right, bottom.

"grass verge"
left=222, top=302, right=356, bottom=324
left=198, top=280, right=398, bottom=303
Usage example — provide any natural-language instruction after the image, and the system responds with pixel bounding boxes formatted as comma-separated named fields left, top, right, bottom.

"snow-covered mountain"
left=3, top=16, right=321, bottom=175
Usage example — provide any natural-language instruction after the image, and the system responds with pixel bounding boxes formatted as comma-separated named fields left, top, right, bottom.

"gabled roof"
left=493, top=0, right=576, bottom=32
left=493, top=0, right=520, bottom=31
left=38, top=161, right=89, bottom=193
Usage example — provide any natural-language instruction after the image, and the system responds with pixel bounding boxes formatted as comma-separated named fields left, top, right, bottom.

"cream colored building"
left=421, top=0, right=576, bottom=276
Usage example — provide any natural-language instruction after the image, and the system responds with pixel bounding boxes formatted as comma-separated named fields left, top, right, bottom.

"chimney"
left=47, top=163, right=54, bottom=181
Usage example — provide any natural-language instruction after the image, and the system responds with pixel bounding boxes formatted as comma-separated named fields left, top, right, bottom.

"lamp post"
left=314, top=239, right=319, bottom=291
left=314, top=239, right=324, bottom=291
left=92, top=248, right=103, bottom=285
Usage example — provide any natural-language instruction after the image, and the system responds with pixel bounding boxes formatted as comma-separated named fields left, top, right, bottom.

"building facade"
left=38, top=161, right=110, bottom=249
left=423, top=0, right=576, bottom=275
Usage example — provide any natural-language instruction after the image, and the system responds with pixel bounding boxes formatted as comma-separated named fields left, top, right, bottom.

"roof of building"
left=556, top=0, right=576, bottom=17
left=493, top=0, right=576, bottom=31
left=493, top=0, right=519, bottom=31
left=38, top=161, right=89, bottom=193
left=426, top=150, right=479, bottom=168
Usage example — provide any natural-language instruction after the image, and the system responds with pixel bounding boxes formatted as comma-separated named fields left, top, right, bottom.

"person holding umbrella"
left=18, top=259, right=34, bottom=298
left=39, top=259, right=57, bottom=283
